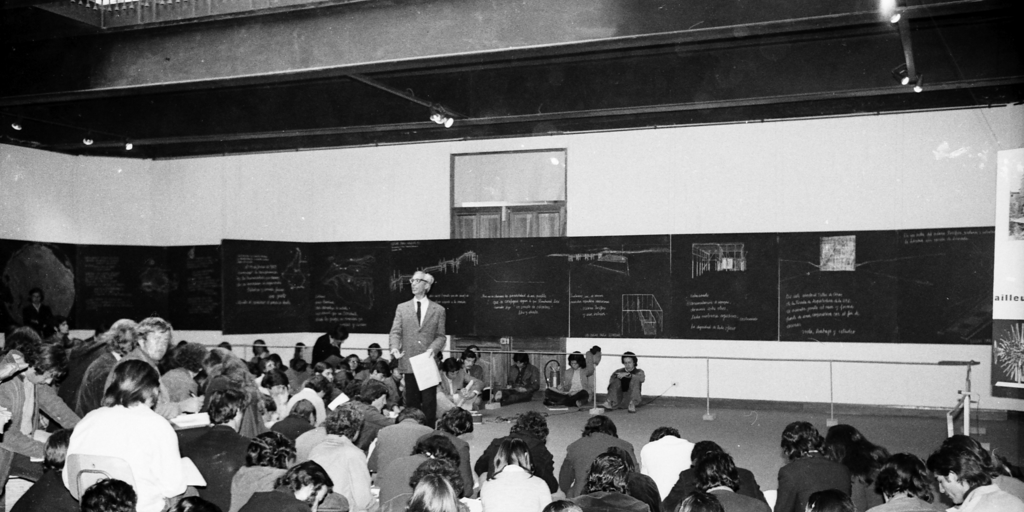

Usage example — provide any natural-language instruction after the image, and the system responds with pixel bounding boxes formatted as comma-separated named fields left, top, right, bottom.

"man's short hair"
left=437, top=408, right=474, bottom=436
left=135, top=317, right=172, bottom=343
left=460, top=348, right=478, bottom=362
left=304, top=374, right=332, bottom=395
left=44, top=428, right=72, bottom=472
left=781, top=421, right=823, bottom=460
left=36, top=341, right=68, bottom=379
left=875, top=453, right=934, bottom=502
left=410, top=458, right=464, bottom=499
left=510, top=411, right=549, bottom=442
left=806, top=489, right=855, bottom=512
left=276, top=461, right=333, bottom=504
left=370, top=359, right=391, bottom=377
left=589, top=345, right=602, bottom=355
left=324, top=403, right=363, bottom=439
left=5, top=327, right=42, bottom=367
left=413, top=435, right=459, bottom=463
left=358, top=379, right=389, bottom=404
left=583, top=453, right=629, bottom=494
left=290, top=399, right=317, bottom=424
left=512, top=352, right=529, bottom=364
left=246, top=431, right=296, bottom=469
left=582, top=415, right=617, bottom=438
left=650, top=426, right=680, bottom=442
left=680, top=491, right=725, bottom=512
left=691, top=440, right=725, bottom=464
left=329, top=324, right=349, bottom=341
left=440, top=357, right=462, bottom=374
left=208, top=388, right=247, bottom=425
left=940, top=435, right=999, bottom=477
left=397, top=407, right=427, bottom=425
left=172, top=343, right=208, bottom=373
left=695, top=451, right=740, bottom=491
left=927, top=445, right=993, bottom=489
left=621, top=351, right=638, bottom=365
left=81, top=479, right=137, bottom=512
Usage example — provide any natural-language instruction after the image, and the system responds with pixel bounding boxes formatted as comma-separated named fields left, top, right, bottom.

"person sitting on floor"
left=10, top=429, right=77, bottom=512
left=662, top=440, right=766, bottom=512
left=602, top=351, right=644, bottom=413
left=480, top=438, right=553, bottom=512
left=238, top=460, right=334, bottom=512
left=927, top=443, right=1024, bottom=512
left=775, top=421, right=851, bottom=512
left=475, top=410, right=558, bottom=493
left=606, top=446, right=661, bottom=512
left=543, top=351, right=593, bottom=408
left=940, top=435, right=1024, bottom=503
left=639, top=426, right=694, bottom=500
left=348, top=379, right=392, bottom=453
left=824, top=424, right=890, bottom=512
left=437, top=357, right=483, bottom=415
left=181, top=388, right=253, bottom=512
left=308, top=403, right=374, bottom=512
left=363, top=359, right=401, bottom=413
left=272, top=399, right=316, bottom=443
left=230, top=431, right=296, bottom=512
left=492, top=353, right=540, bottom=406
left=866, top=453, right=944, bottom=512
left=559, top=415, right=636, bottom=498
left=694, top=450, right=770, bottom=512
left=378, top=435, right=461, bottom=508
left=80, top=479, right=138, bottom=512
left=570, top=452, right=650, bottom=512
left=421, top=408, right=476, bottom=499
left=368, top=407, right=434, bottom=474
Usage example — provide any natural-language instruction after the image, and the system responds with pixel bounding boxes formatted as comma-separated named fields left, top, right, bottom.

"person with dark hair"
left=480, top=437, right=553, bottom=512
left=0, top=328, right=79, bottom=506
left=219, top=342, right=234, bottom=351
left=460, top=347, right=485, bottom=382
left=308, top=403, right=374, bottom=512
left=544, top=351, right=594, bottom=408
left=261, top=370, right=292, bottom=425
left=775, top=421, right=851, bottom=512
left=368, top=407, right=433, bottom=473
left=202, top=347, right=267, bottom=438
left=493, top=352, right=540, bottom=406
left=20, top=287, right=53, bottom=335
left=389, top=270, right=447, bottom=428
left=604, top=446, right=661, bottom=512
left=378, top=434, right=461, bottom=508
left=348, top=378, right=392, bottom=452
left=405, top=472, right=462, bottom=512
left=602, top=351, right=644, bottom=413
left=50, top=315, right=70, bottom=346
left=58, top=321, right=125, bottom=412
left=867, top=453, right=943, bottom=512
left=940, top=435, right=1024, bottom=502
left=543, top=501, right=583, bottom=512
left=343, top=354, right=368, bottom=382
left=571, top=453, right=649, bottom=512
left=926, top=444, right=1024, bottom=512
left=363, top=359, right=401, bottom=412
left=163, top=342, right=208, bottom=402
left=80, top=479, right=138, bottom=512
left=363, top=343, right=383, bottom=366
left=559, top=415, right=636, bottom=498
left=662, top=440, right=766, bottom=512
left=823, top=424, right=890, bottom=512
left=312, top=324, right=349, bottom=368
left=74, top=319, right=138, bottom=417
left=181, top=388, right=252, bottom=512
left=238, top=460, right=335, bottom=512
left=229, top=432, right=296, bottom=512
left=287, top=344, right=312, bottom=395
left=476, top=410, right=558, bottom=493
left=421, top=407, right=475, bottom=498
left=692, top=451, right=769, bottom=512
left=64, top=360, right=188, bottom=512
left=10, top=429, right=77, bottom=512
left=285, top=374, right=329, bottom=428
left=639, top=426, right=694, bottom=499
left=254, top=355, right=282, bottom=388
left=680, top=492, right=726, bottom=512
left=437, top=357, right=483, bottom=416
left=169, top=497, right=223, bottom=512
left=272, top=399, right=317, bottom=442
left=806, top=489, right=855, bottom=512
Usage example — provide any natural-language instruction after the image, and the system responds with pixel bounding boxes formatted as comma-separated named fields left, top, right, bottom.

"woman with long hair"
left=481, top=438, right=552, bottom=512
left=824, top=424, right=890, bottom=512
left=407, top=474, right=461, bottom=512
left=228, top=431, right=296, bottom=512
left=776, top=421, right=851, bottom=512
left=203, top=347, right=267, bottom=437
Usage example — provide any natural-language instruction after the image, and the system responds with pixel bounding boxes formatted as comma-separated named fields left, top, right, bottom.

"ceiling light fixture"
left=913, top=74, right=924, bottom=93
left=429, top=106, right=455, bottom=128
left=891, top=63, right=910, bottom=85
left=11, top=121, right=22, bottom=131
left=125, top=141, right=133, bottom=151
left=889, top=12, right=901, bottom=24
left=83, top=136, right=94, bottom=146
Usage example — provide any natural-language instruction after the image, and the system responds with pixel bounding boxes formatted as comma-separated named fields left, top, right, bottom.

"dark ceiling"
left=1, top=0, right=1022, bottom=159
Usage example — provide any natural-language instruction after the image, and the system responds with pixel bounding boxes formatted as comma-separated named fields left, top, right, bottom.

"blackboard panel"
left=0, top=240, right=78, bottom=332
left=473, top=237, right=569, bottom=337
left=311, top=241, right=393, bottom=334
left=168, top=245, right=222, bottom=331
left=389, top=239, right=478, bottom=336
left=669, top=233, right=779, bottom=340
left=567, top=235, right=671, bottom=338
left=222, top=240, right=312, bottom=334
left=896, top=227, right=994, bottom=344
left=77, top=245, right=171, bottom=328
left=779, top=231, right=899, bottom=342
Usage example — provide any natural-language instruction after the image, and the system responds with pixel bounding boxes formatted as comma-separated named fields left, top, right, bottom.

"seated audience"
left=181, top=388, right=253, bottom=512
left=475, top=410, right=558, bottom=493
left=824, top=424, right=890, bottom=512
left=363, top=343, right=384, bottom=366
left=460, top=348, right=489, bottom=402
left=544, top=351, right=593, bottom=408
left=170, top=497, right=223, bottom=512
left=363, top=359, right=401, bottom=412
left=639, top=426, right=694, bottom=499
left=260, top=370, right=293, bottom=425
left=286, top=374, right=329, bottom=428
left=492, top=352, right=540, bottom=406
left=238, top=460, right=334, bottom=512
left=406, top=473, right=462, bottom=512
left=480, top=438, right=552, bottom=512
left=927, top=443, right=1024, bottom=512
left=694, top=451, right=769, bottom=512
left=806, top=489, right=855, bottom=512
left=437, top=357, right=483, bottom=415
left=570, top=453, right=650, bottom=512
left=203, top=347, right=267, bottom=438
left=774, top=421, right=851, bottom=512
left=254, top=355, right=283, bottom=389
left=1, top=329, right=79, bottom=503
left=287, top=344, right=312, bottom=396
left=272, top=399, right=317, bottom=443
left=249, top=339, right=269, bottom=369
left=662, top=440, right=766, bottom=512
left=421, top=408, right=475, bottom=498
left=602, top=351, right=644, bottom=413
left=308, top=403, right=375, bottom=512
left=230, top=432, right=296, bottom=512
left=559, top=415, right=636, bottom=498
left=58, top=320, right=125, bottom=412
left=348, top=379, right=392, bottom=452
left=344, top=354, right=369, bottom=382
left=368, top=407, right=433, bottom=473
left=80, top=479, right=138, bottom=512
left=867, top=453, right=944, bottom=512
left=64, top=360, right=188, bottom=512
left=606, top=446, right=661, bottom=512
left=681, top=492, right=725, bottom=512
left=379, top=436, right=461, bottom=510
left=163, top=342, right=208, bottom=402
left=940, top=435, right=1024, bottom=502
left=10, top=429, right=77, bottom=512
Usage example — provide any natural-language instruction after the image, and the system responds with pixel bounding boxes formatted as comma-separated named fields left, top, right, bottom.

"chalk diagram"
left=622, top=294, right=663, bottom=336
left=282, top=247, right=308, bottom=290
left=552, top=247, right=670, bottom=276
left=692, top=243, right=746, bottom=278
left=321, top=255, right=376, bottom=309
left=820, top=236, right=856, bottom=271
left=139, top=258, right=174, bottom=298
left=390, top=251, right=479, bottom=291
left=995, top=322, right=1024, bottom=387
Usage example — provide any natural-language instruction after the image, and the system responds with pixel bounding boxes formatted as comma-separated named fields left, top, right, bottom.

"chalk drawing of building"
left=622, top=294, right=663, bottom=336
left=692, top=243, right=746, bottom=278
left=390, top=251, right=479, bottom=291
left=820, top=235, right=856, bottom=271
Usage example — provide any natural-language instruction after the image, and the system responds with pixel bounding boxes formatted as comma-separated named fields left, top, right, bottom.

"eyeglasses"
left=410, top=278, right=427, bottom=284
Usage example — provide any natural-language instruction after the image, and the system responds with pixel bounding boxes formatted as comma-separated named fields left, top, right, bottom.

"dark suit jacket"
left=21, top=304, right=52, bottom=333
left=421, top=429, right=474, bottom=498
left=711, top=489, right=772, bottom=512
left=312, top=333, right=341, bottom=367
left=367, top=419, right=434, bottom=473
left=475, top=432, right=558, bottom=493
left=775, top=454, right=851, bottom=512
left=57, top=340, right=107, bottom=410
left=388, top=298, right=446, bottom=374
left=10, top=470, right=79, bottom=512
left=180, top=425, right=252, bottom=512
left=559, top=432, right=637, bottom=498
left=662, top=466, right=766, bottom=512
left=573, top=491, right=651, bottom=512
left=270, top=415, right=315, bottom=443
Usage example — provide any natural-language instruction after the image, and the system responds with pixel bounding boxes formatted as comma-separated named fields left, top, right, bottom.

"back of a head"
left=440, top=357, right=461, bottom=374
left=325, top=403, right=364, bottom=438
left=277, top=460, right=334, bottom=504
left=691, top=440, right=725, bottom=465
left=823, top=424, right=888, bottom=480
left=582, top=415, right=617, bottom=438
left=412, top=458, right=465, bottom=499
left=584, top=453, right=629, bottom=494
left=103, top=359, right=160, bottom=408
left=874, top=453, right=934, bottom=502
left=5, top=326, right=42, bottom=364
left=438, top=407, right=474, bottom=436
left=650, top=426, right=681, bottom=443
left=695, top=451, right=740, bottom=492
left=604, top=446, right=635, bottom=472
left=543, top=501, right=584, bottom=512
left=172, top=342, right=208, bottom=374
left=940, top=435, right=999, bottom=476
left=511, top=410, right=549, bottom=441
left=169, top=497, right=222, bottom=512
left=781, top=421, right=823, bottom=460
left=290, top=399, right=317, bottom=424
left=414, top=434, right=459, bottom=464
left=680, top=491, right=726, bottom=512
left=492, top=437, right=532, bottom=477
left=397, top=407, right=428, bottom=426
left=208, top=387, right=247, bottom=425
left=805, top=489, right=855, bottom=512
left=358, top=379, right=389, bottom=404
left=407, top=473, right=460, bottom=512
left=81, top=479, right=137, bottom=512
left=43, top=428, right=72, bottom=473
left=246, top=431, right=296, bottom=469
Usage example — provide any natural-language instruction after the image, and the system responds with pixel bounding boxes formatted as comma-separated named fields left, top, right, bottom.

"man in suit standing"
left=389, top=271, right=447, bottom=427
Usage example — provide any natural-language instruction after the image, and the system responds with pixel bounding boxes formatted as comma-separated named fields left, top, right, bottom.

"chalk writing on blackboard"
left=235, top=253, right=291, bottom=306
left=783, top=291, right=860, bottom=336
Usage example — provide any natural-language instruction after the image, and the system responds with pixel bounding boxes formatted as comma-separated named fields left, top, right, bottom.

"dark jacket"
left=775, top=454, right=852, bottom=512
left=10, top=470, right=79, bottom=512
left=476, top=432, right=558, bottom=493
left=180, top=425, right=252, bottom=512
left=57, top=339, right=108, bottom=410
left=421, top=429, right=475, bottom=498
left=662, top=466, right=766, bottom=512
left=573, top=491, right=651, bottom=512
left=559, top=432, right=636, bottom=498
left=270, top=415, right=315, bottom=443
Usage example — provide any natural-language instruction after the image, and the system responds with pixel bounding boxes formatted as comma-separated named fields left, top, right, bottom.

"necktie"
left=416, top=301, right=422, bottom=326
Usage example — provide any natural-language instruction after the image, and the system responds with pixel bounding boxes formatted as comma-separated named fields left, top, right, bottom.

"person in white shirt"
left=640, top=426, right=694, bottom=499
left=926, top=444, right=1024, bottom=512
left=480, top=438, right=553, bottom=512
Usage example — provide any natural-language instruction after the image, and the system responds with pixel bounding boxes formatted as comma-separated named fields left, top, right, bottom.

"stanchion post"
left=702, top=358, right=714, bottom=421
left=826, top=360, right=838, bottom=427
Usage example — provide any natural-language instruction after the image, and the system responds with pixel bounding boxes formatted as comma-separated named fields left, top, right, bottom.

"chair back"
left=66, top=453, right=136, bottom=500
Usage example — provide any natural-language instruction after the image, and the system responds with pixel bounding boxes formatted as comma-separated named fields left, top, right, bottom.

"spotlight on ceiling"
left=913, top=74, right=924, bottom=93
left=83, top=137, right=94, bottom=146
left=891, top=63, right=910, bottom=86
left=11, top=122, right=22, bottom=131
left=889, top=12, right=901, bottom=24
left=125, top=141, right=133, bottom=151
left=429, top=106, right=455, bottom=128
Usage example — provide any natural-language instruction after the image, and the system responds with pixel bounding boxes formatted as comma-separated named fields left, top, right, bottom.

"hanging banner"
left=992, top=148, right=1024, bottom=399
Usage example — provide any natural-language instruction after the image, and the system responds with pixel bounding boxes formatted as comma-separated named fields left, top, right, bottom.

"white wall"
left=2, top=105, right=1022, bottom=411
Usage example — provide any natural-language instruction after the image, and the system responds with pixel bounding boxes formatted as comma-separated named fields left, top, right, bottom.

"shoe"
left=493, top=391, right=503, bottom=402
left=602, top=400, right=614, bottom=409
left=628, top=403, right=636, bottom=413
left=575, top=400, right=584, bottom=408
left=543, top=399, right=554, bottom=406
